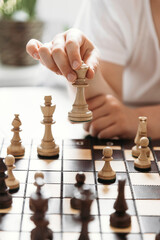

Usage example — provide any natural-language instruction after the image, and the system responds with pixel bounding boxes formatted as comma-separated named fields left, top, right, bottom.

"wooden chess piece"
left=37, top=96, right=59, bottom=157
left=71, top=172, right=86, bottom=210
left=132, top=116, right=150, bottom=158
left=5, top=155, right=19, bottom=192
left=98, top=146, right=116, bottom=184
left=7, top=114, right=25, bottom=158
left=68, top=62, right=92, bottom=122
left=110, top=178, right=131, bottom=228
left=134, top=137, right=151, bottom=171
left=0, top=158, right=12, bottom=209
left=76, top=185, right=95, bottom=240
left=30, top=172, right=53, bottom=240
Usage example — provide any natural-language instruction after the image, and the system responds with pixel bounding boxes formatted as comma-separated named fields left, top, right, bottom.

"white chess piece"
left=134, top=137, right=151, bottom=170
left=5, top=155, right=19, bottom=190
left=98, top=147, right=116, bottom=182
left=37, top=96, right=59, bottom=157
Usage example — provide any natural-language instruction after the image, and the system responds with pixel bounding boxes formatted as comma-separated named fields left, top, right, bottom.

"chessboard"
left=0, top=136, right=160, bottom=240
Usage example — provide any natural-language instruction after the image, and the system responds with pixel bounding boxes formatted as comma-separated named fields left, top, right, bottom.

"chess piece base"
left=132, top=146, right=140, bottom=158
left=7, top=145, right=25, bottom=158
left=98, top=171, right=116, bottom=184
left=0, top=194, right=12, bottom=209
left=5, top=179, right=20, bottom=190
left=156, top=233, right=160, bottom=240
left=134, top=159, right=151, bottom=170
left=110, top=212, right=131, bottom=228
left=70, top=197, right=81, bottom=210
left=37, top=144, right=59, bottom=157
left=31, top=227, right=53, bottom=240
left=68, top=110, right=92, bottom=123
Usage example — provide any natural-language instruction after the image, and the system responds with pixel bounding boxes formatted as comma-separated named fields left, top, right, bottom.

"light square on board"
left=26, top=183, right=61, bottom=198
left=143, top=234, right=156, bottom=240
left=13, top=171, right=27, bottom=184
left=11, top=183, right=25, bottom=197
left=93, top=145, right=121, bottom=150
left=140, top=216, right=160, bottom=233
left=135, top=200, right=160, bottom=216
left=63, top=198, right=98, bottom=215
left=21, top=214, right=61, bottom=232
left=124, top=150, right=154, bottom=161
left=95, top=160, right=126, bottom=172
left=101, top=216, right=140, bottom=233
left=0, top=232, right=19, bottom=240
left=62, top=215, right=100, bottom=232
left=63, top=233, right=101, bottom=240
left=28, top=171, right=61, bottom=184
left=63, top=172, right=95, bottom=184
left=0, top=214, right=21, bottom=231
left=63, top=149, right=92, bottom=160
left=0, top=198, right=23, bottom=214
left=97, top=185, right=132, bottom=199
left=129, top=173, right=160, bottom=185
left=29, top=159, right=61, bottom=171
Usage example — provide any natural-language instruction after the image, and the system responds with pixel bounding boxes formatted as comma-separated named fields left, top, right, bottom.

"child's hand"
left=26, top=28, right=98, bottom=82
left=83, top=94, right=139, bottom=139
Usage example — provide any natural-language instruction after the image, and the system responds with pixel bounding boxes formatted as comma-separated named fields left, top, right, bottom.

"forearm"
left=136, top=104, right=160, bottom=139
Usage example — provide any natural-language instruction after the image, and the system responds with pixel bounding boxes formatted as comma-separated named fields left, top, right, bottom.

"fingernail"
left=33, top=53, right=39, bottom=59
left=67, top=73, right=76, bottom=82
left=72, top=60, right=80, bottom=70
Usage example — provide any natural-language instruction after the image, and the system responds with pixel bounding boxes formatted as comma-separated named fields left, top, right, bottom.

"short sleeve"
left=74, top=0, right=136, bottom=66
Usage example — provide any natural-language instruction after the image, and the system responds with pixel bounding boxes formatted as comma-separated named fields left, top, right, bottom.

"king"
left=37, top=96, right=59, bottom=157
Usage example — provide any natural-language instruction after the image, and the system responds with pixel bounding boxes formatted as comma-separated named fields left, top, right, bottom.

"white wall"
left=36, top=0, right=85, bottom=41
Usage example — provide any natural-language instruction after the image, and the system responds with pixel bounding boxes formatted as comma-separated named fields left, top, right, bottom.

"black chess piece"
left=76, top=185, right=95, bottom=240
left=110, top=178, right=131, bottom=228
left=29, top=172, right=53, bottom=240
left=156, top=233, right=160, bottom=240
left=70, top=172, right=86, bottom=210
left=0, top=158, right=12, bottom=209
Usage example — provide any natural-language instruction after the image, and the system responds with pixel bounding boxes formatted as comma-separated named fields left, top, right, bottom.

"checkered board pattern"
left=0, top=137, right=160, bottom=240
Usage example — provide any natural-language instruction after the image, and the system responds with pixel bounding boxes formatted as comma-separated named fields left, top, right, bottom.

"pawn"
left=5, top=155, right=19, bottom=192
left=70, top=172, right=86, bottom=210
left=30, top=172, right=53, bottom=240
left=98, top=147, right=116, bottom=184
left=110, top=178, right=131, bottom=228
left=7, top=114, right=25, bottom=158
left=134, top=137, right=151, bottom=171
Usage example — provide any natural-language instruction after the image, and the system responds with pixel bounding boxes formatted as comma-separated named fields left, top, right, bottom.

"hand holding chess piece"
left=68, top=62, right=92, bottom=123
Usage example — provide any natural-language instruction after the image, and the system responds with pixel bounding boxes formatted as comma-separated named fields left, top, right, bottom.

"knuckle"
left=52, top=47, right=64, bottom=57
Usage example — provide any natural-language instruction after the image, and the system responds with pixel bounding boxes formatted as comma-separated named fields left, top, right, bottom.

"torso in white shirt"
left=75, top=0, right=160, bottom=106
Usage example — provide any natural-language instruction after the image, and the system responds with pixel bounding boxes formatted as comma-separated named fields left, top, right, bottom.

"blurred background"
left=0, top=0, right=85, bottom=87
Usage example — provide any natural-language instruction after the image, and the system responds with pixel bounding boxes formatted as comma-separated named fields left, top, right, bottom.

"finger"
left=52, top=34, right=77, bottom=82
left=98, top=124, right=120, bottom=139
left=38, top=43, right=60, bottom=74
left=26, top=39, right=43, bottom=60
left=89, top=116, right=114, bottom=137
left=92, top=103, right=110, bottom=121
left=65, top=29, right=84, bottom=70
left=83, top=48, right=99, bottom=79
left=87, top=95, right=106, bottom=111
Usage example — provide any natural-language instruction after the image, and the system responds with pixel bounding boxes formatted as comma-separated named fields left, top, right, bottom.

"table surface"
left=0, top=86, right=86, bottom=141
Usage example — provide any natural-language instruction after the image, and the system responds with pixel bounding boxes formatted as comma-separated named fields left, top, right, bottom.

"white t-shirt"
left=75, top=0, right=160, bottom=106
